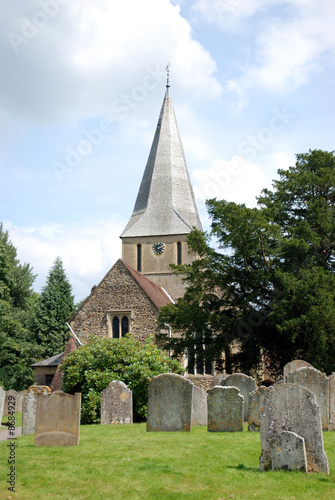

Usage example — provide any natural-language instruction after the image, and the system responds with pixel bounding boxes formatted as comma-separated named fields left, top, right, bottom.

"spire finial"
left=165, top=62, right=171, bottom=88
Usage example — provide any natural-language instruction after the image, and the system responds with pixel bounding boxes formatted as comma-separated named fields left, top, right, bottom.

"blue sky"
left=1, top=0, right=334, bottom=301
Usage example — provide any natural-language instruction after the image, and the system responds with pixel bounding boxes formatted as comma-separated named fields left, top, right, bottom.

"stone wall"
left=185, top=374, right=213, bottom=391
left=70, top=260, right=162, bottom=345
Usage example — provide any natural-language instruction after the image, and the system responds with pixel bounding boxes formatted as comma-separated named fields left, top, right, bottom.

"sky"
left=1, top=0, right=335, bottom=302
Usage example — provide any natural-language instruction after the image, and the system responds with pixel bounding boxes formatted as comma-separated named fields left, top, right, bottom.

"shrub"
left=60, top=334, right=184, bottom=423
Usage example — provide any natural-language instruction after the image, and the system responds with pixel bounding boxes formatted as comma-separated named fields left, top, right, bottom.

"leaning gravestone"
left=191, top=385, right=207, bottom=426
left=101, top=381, right=133, bottom=425
left=248, top=386, right=270, bottom=431
left=208, top=386, right=243, bottom=432
left=285, top=367, right=330, bottom=430
left=22, top=385, right=51, bottom=435
left=209, top=374, right=229, bottom=390
left=259, top=383, right=329, bottom=473
left=221, top=374, right=256, bottom=421
left=3, top=390, right=18, bottom=417
left=329, top=372, right=335, bottom=431
left=146, top=374, right=193, bottom=432
left=270, top=431, right=307, bottom=472
left=283, top=360, right=312, bottom=378
left=34, top=391, right=81, bottom=446
left=0, top=387, right=5, bottom=424
left=17, top=390, right=28, bottom=412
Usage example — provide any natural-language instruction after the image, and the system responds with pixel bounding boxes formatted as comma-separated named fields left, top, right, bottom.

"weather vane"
left=165, top=62, right=171, bottom=87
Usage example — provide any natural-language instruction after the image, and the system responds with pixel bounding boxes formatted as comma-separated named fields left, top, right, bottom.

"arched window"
left=137, top=244, right=142, bottom=272
left=177, top=242, right=182, bottom=265
left=121, top=316, right=129, bottom=337
left=187, top=331, right=213, bottom=375
left=112, top=316, right=120, bottom=338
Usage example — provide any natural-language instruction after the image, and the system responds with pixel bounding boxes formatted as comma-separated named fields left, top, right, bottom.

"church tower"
left=121, top=80, right=202, bottom=300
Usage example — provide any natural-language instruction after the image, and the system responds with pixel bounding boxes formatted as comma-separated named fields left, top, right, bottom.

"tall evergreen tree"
left=158, top=150, right=335, bottom=375
left=32, top=257, right=75, bottom=358
left=0, top=223, right=41, bottom=390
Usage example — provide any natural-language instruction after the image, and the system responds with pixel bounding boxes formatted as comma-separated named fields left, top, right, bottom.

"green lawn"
left=0, top=423, right=334, bottom=499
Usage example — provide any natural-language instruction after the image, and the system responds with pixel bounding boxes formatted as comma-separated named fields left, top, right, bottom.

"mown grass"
left=0, top=423, right=335, bottom=499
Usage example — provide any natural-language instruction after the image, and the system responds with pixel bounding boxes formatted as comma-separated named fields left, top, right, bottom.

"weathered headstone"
left=285, top=367, right=330, bottom=430
left=3, top=390, right=18, bottom=417
left=207, top=386, right=244, bottom=432
left=329, top=372, right=335, bottom=431
left=221, top=374, right=256, bottom=421
left=0, top=387, right=5, bottom=424
left=22, top=385, right=51, bottom=435
left=259, top=383, right=329, bottom=473
left=146, top=374, right=193, bottom=432
left=270, top=431, right=307, bottom=472
left=283, top=360, right=312, bottom=378
left=34, top=391, right=81, bottom=446
left=17, top=390, right=28, bottom=412
left=101, top=381, right=133, bottom=425
left=210, top=374, right=229, bottom=389
left=248, top=386, right=270, bottom=431
left=191, top=385, right=207, bottom=426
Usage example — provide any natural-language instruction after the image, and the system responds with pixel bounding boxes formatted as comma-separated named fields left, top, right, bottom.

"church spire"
left=121, top=85, right=202, bottom=238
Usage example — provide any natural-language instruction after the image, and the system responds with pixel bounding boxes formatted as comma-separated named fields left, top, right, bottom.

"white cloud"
left=193, top=155, right=271, bottom=207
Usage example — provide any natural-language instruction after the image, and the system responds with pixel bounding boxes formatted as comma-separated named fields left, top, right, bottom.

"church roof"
left=121, top=86, right=202, bottom=238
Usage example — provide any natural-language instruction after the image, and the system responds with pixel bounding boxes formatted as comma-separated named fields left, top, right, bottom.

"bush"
left=60, top=334, right=184, bottom=423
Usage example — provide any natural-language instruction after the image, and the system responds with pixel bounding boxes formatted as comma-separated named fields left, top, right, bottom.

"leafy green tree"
left=158, top=150, right=335, bottom=376
left=32, top=257, right=75, bottom=358
left=0, top=223, right=41, bottom=390
left=61, top=335, right=184, bottom=423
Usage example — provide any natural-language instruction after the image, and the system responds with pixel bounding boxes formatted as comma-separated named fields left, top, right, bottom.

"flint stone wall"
left=283, top=360, right=312, bottom=378
left=191, top=384, right=207, bottom=426
left=248, top=386, right=270, bottom=431
left=259, top=383, right=329, bottom=474
left=285, top=367, right=329, bottom=430
left=22, top=385, right=51, bottom=435
left=207, top=386, right=244, bottom=432
left=3, top=390, right=18, bottom=417
left=34, top=391, right=81, bottom=447
left=146, top=374, right=193, bottom=432
left=270, top=431, right=307, bottom=472
left=101, top=381, right=133, bottom=425
left=221, top=374, right=256, bottom=421
left=0, top=387, right=5, bottom=423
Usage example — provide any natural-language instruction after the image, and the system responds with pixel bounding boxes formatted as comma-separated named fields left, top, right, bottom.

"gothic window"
left=187, top=331, right=213, bottom=375
left=177, top=241, right=182, bottom=265
left=137, top=244, right=142, bottom=272
left=107, top=311, right=132, bottom=339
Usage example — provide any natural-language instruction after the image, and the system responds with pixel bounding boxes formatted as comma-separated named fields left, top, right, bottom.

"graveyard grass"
left=1, top=424, right=335, bottom=499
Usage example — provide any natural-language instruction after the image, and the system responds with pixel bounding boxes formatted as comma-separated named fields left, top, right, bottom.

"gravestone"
left=22, top=385, right=51, bottom=435
left=221, top=374, right=256, bottom=421
left=248, top=386, right=270, bottom=431
left=17, top=390, right=28, bottom=412
left=34, top=391, right=81, bottom=446
left=207, top=386, right=243, bottom=432
left=259, top=383, right=329, bottom=473
left=285, top=367, right=330, bottom=430
left=3, top=390, right=18, bottom=417
left=101, top=381, right=133, bottom=425
left=191, top=384, right=207, bottom=426
left=146, top=374, right=193, bottom=432
left=0, top=387, right=5, bottom=424
left=270, top=431, right=307, bottom=472
left=329, top=372, right=335, bottom=431
left=283, top=360, right=312, bottom=378
left=210, top=374, right=229, bottom=390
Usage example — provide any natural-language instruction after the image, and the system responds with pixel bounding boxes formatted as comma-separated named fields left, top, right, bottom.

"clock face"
left=152, top=242, right=166, bottom=255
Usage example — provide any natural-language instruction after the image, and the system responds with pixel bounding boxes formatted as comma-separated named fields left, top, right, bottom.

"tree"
left=158, top=150, right=335, bottom=376
left=0, top=223, right=41, bottom=390
left=32, top=257, right=75, bottom=358
left=61, top=335, right=184, bottom=423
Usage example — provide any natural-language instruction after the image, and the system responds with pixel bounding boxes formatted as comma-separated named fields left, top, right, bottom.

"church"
left=36, top=79, right=213, bottom=388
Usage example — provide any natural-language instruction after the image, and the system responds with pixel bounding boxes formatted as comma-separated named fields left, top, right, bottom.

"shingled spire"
left=121, top=85, right=202, bottom=238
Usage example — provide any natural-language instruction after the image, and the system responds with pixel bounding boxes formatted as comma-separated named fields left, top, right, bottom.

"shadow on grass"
left=226, top=463, right=260, bottom=473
